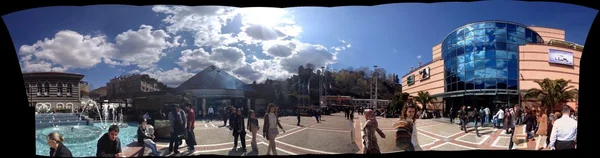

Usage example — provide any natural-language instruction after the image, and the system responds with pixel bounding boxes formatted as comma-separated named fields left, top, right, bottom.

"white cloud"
left=139, top=67, right=195, bottom=87
left=279, top=41, right=336, bottom=73
left=18, top=30, right=114, bottom=72
left=177, top=46, right=246, bottom=72
left=261, top=40, right=296, bottom=57
left=153, top=5, right=239, bottom=47
left=18, top=25, right=181, bottom=72
left=417, top=55, right=422, bottom=59
left=346, top=43, right=352, bottom=48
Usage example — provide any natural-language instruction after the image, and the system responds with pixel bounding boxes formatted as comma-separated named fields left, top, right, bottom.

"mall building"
left=402, top=20, right=582, bottom=113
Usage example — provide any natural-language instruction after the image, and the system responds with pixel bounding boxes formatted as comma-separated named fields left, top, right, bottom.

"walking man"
left=458, top=105, right=468, bottom=133
left=548, top=106, right=577, bottom=150
left=207, top=106, right=214, bottom=122
left=484, top=107, right=490, bottom=126
left=185, top=104, right=197, bottom=152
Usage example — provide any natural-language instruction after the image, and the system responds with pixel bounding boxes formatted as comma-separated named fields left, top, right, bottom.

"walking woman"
left=536, top=107, right=549, bottom=150
left=47, top=132, right=73, bottom=157
left=263, top=103, right=286, bottom=155
left=362, top=109, right=386, bottom=154
left=393, top=105, right=423, bottom=151
left=247, top=110, right=260, bottom=151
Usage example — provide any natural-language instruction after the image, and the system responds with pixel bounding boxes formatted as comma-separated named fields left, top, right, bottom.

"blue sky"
left=3, top=1, right=597, bottom=89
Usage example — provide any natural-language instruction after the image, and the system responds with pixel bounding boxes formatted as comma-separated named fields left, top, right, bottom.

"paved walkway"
left=126, top=113, right=358, bottom=156
left=123, top=114, right=542, bottom=156
left=354, top=115, right=541, bottom=152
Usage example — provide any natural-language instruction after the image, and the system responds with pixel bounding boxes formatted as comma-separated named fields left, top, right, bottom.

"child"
left=247, top=110, right=260, bottom=151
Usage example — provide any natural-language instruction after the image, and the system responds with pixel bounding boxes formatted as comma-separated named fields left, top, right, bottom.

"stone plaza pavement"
left=354, top=115, right=541, bottom=153
left=124, top=113, right=542, bottom=156
left=129, top=113, right=359, bottom=156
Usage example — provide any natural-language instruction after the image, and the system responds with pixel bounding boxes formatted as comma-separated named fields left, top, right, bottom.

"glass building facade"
left=441, top=21, right=544, bottom=111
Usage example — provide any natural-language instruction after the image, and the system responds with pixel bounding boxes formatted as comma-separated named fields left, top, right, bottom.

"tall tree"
left=523, top=78, right=578, bottom=116
left=415, top=91, right=437, bottom=112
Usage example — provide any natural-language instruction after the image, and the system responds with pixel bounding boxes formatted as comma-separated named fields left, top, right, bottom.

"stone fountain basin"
left=37, top=125, right=104, bottom=145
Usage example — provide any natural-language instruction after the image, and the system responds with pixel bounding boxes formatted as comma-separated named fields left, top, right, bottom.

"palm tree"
left=415, top=91, right=437, bottom=112
left=523, top=78, right=578, bottom=116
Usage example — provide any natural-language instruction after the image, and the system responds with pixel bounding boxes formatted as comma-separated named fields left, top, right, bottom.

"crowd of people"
left=42, top=101, right=577, bottom=157
left=447, top=104, right=577, bottom=150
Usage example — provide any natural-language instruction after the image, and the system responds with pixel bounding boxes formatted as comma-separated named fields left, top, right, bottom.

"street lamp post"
left=373, top=65, right=378, bottom=109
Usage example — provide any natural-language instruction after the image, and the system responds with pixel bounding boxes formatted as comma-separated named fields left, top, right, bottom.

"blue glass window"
left=465, top=70, right=474, bottom=81
left=507, top=24, right=517, bottom=31
left=466, top=37, right=474, bottom=46
left=496, top=50, right=507, bottom=59
left=508, top=79, right=518, bottom=90
left=457, top=70, right=465, bottom=81
left=457, top=28, right=465, bottom=37
left=508, top=58, right=518, bottom=69
left=508, top=69, right=518, bottom=80
left=486, top=50, right=496, bottom=59
left=487, top=34, right=496, bottom=43
left=485, top=22, right=496, bottom=28
left=466, top=30, right=475, bottom=38
left=475, top=36, right=486, bottom=44
left=495, top=28, right=507, bottom=36
left=497, top=67, right=508, bottom=78
left=457, top=39, right=464, bottom=47
left=457, top=54, right=465, bottom=64
left=496, top=79, right=507, bottom=89
left=466, top=82, right=474, bottom=90
left=517, top=31, right=526, bottom=40
left=486, top=28, right=495, bottom=35
left=465, top=61, right=474, bottom=71
left=475, top=29, right=485, bottom=36
left=457, top=82, right=465, bottom=91
left=507, top=43, right=519, bottom=52
left=496, top=23, right=506, bottom=29
left=475, top=50, right=486, bottom=60
left=465, top=44, right=473, bottom=53
left=486, top=58, right=496, bottom=68
left=525, top=29, right=533, bottom=40
left=456, top=47, right=464, bottom=57
left=517, top=38, right=527, bottom=45
left=465, top=51, right=474, bottom=62
left=507, top=51, right=518, bottom=60
left=486, top=78, right=497, bottom=89
left=476, top=43, right=485, bottom=52
left=451, top=57, right=458, bottom=66
left=452, top=36, right=458, bottom=44
left=475, top=61, right=486, bottom=71
left=474, top=23, right=486, bottom=29
left=496, top=59, right=507, bottom=68
left=507, top=36, right=517, bottom=44
left=474, top=79, right=485, bottom=89
left=496, top=35, right=507, bottom=42
left=486, top=42, right=496, bottom=51
left=496, top=42, right=507, bottom=50
left=517, top=25, right=525, bottom=33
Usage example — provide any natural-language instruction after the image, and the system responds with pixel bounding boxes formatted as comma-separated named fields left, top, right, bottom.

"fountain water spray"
left=95, top=104, right=105, bottom=129
left=102, top=104, right=109, bottom=128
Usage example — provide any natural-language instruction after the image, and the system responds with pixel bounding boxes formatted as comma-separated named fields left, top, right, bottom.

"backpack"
left=393, top=120, right=415, bottom=151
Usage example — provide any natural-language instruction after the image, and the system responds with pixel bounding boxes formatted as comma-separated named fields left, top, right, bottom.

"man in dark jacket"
left=168, top=105, right=187, bottom=154
left=228, top=108, right=237, bottom=130
left=231, top=108, right=247, bottom=151
left=458, top=105, right=468, bottom=133
left=97, top=125, right=122, bottom=157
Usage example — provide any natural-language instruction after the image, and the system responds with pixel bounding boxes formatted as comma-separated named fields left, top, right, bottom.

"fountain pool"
left=35, top=122, right=138, bottom=157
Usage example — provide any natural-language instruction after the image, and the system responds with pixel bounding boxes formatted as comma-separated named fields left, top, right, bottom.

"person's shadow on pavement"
left=245, top=150, right=259, bottom=156
left=228, top=149, right=246, bottom=156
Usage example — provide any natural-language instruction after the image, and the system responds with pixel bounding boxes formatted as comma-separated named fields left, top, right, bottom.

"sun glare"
left=240, top=8, right=287, bottom=27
